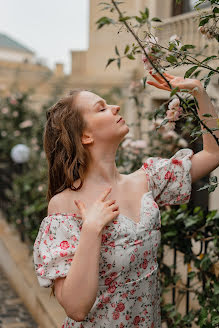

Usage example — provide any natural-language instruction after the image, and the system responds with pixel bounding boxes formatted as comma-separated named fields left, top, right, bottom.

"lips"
left=117, top=117, right=123, bottom=123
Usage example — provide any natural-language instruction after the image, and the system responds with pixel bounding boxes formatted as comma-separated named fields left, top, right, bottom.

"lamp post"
left=10, top=144, right=30, bottom=242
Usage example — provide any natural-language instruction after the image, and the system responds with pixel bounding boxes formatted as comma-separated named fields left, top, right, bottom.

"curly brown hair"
left=43, top=88, right=91, bottom=297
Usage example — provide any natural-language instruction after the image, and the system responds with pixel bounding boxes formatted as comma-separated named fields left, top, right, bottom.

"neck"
left=83, top=145, right=123, bottom=188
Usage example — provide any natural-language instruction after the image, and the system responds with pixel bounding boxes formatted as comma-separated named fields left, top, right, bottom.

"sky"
left=0, top=0, right=89, bottom=74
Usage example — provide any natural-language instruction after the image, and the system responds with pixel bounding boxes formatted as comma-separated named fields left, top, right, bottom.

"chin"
left=120, top=125, right=129, bottom=139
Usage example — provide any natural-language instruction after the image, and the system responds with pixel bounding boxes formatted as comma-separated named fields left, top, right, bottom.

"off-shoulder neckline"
left=46, top=212, right=82, bottom=219
left=45, top=190, right=153, bottom=225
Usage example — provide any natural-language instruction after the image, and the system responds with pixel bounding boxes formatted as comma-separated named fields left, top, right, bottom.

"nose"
left=111, top=105, right=120, bottom=115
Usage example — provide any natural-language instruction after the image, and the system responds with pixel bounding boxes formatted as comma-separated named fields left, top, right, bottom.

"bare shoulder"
left=126, top=165, right=149, bottom=192
left=131, top=165, right=147, bottom=181
left=47, top=188, right=78, bottom=216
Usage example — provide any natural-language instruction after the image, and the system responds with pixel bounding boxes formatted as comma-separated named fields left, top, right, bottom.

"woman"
left=33, top=72, right=219, bottom=328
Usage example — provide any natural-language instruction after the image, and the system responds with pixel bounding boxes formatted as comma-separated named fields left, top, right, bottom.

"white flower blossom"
left=169, top=34, right=180, bottom=42
left=178, top=138, right=188, bottom=147
left=169, top=34, right=182, bottom=50
left=168, top=98, right=180, bottom=110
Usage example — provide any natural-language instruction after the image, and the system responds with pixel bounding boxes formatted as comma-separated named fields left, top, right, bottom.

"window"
left=172, top=0, right=211, bottom=16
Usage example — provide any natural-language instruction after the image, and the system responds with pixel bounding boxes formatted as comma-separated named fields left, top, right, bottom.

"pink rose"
left=116, top=302, right=125, bottom=312
left=113, top=311, right=120, bottom=320
left=105, top=277, right=112, bottom=286
left=108, top=285, right=116, bottom=293
left=60, top=241, right=70, bottom=250
left=168, top=98, right=180, bottom=110
left=60, top=251, right=68, bottom=257
left=172, top=158, right=182, bottom=166
left=142, top=259, right=148, bottom=270
left=133, top=316, right=141, bottom=325
left=44, top=224, right=51, bottom=234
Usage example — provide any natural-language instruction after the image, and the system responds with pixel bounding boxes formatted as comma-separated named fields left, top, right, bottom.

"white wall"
left=0, top=48, right=34, bottom=63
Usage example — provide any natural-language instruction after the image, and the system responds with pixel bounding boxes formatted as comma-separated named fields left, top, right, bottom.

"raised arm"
left=147, top=73, right=219, bottom=183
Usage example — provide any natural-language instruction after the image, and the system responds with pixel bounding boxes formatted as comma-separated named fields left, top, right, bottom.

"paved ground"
left=0, top=265, right=39, bottom=328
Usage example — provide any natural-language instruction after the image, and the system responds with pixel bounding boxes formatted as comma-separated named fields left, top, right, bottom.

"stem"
left=111, top=0, right=219, bottom=145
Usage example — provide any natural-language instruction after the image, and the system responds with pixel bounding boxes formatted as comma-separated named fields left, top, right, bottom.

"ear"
left=81, top=133, right=94, bottom=145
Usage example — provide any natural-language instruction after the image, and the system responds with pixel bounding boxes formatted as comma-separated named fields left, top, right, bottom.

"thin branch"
left=111, top=0, right=219, bottom=145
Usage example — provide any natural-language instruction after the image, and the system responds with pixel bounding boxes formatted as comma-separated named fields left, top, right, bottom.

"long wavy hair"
left=44, top=89, right=91, bottom=297
left=44, top=88, right=91, bottom=203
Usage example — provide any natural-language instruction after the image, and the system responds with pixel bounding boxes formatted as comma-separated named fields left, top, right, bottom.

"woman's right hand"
left=74, top=187, right=119, bottom=233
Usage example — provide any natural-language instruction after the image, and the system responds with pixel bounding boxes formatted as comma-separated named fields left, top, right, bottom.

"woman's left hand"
left=147, top=72, right=204, bottom=96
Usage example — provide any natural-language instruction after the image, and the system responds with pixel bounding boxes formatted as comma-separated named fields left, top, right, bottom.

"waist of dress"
left=98, top=265, right=159, bottom=289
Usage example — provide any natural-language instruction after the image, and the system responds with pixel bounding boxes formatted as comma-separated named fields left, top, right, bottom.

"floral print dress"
left=33, top=148, right=194, bottom=328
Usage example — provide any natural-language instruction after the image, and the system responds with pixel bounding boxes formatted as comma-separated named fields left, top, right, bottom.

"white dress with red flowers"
left=33, top=148, right=193, bottom=328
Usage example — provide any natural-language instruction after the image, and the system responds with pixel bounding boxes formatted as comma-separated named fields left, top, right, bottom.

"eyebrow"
left=93, top=99, right=106, bottom=108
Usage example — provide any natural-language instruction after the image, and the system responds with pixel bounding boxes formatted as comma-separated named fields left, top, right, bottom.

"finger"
left=149, top=73, right=165, bottom=84
left=147, top=81, right=171, bottom=91
left=105, top=199, right=116, bottom=206
left=163, top=72, right=175, bottom=79
left=98, top=187, right=112, bottom=202
left=110, top=204, right=119, bottom=211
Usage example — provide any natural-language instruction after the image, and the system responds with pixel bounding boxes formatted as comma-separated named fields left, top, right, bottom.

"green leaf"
left=160, top=118, right=169, bottom=126
left=188, top=271, right=196, bottom=279
left=142, top=76, right=147, bottom=88
left=166, top=55, right=177, bottom=64
left=135, top=16, right=143, bottom=23
left=199, top=17, right=210, bottom=26
left=213, top=6, right=219, bottom=14
left=201, top=55, right=217, bottom=63
left=170, top=87, right=179, bottom=97
left=105, top=58, right=116, bottom=68
left=151, top=17, right=162, bottom=22
left=212, top=315, right=219, bottom=326
left=143, top=7, right=149, bottom=19
left=181, top=44, right=196, bottom=51
left=124, top=45, right=130, bottom=54
left=184, top=66, right=198, bottom=78
left=115, top=45, right=120, bottom=56
left=117, top=58, right=121, bottom=69
left=127, top=54, right=135, bottom=60
left=96, top=16, right=115, bottom=29
left=200, top=255, right=211, bottom=271
left=119, top=16, right=131, bottom=22
left=198, top=307, right=208, bottom=327
left=202, top=113, right=213, bottom=117
left=214, top=282, right=219, bottom=295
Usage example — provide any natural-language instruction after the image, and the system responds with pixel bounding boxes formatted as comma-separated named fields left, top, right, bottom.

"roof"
left=0, top=33, right=35, bottom=54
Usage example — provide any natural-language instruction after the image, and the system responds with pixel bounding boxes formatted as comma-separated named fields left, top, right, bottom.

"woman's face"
left=77, top=91, right=129, bottom=146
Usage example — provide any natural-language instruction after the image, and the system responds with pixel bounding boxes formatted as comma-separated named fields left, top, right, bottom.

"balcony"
left=155, top=9, right=218, bottom=58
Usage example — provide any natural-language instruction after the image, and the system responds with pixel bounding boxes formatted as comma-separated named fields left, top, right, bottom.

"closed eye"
left=100, top=108, right=106, bottom=111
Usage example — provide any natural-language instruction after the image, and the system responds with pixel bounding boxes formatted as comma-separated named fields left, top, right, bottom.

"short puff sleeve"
left=142, top=148, right=194, bottom=207
left=33, top=214, right=82, bottom=288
